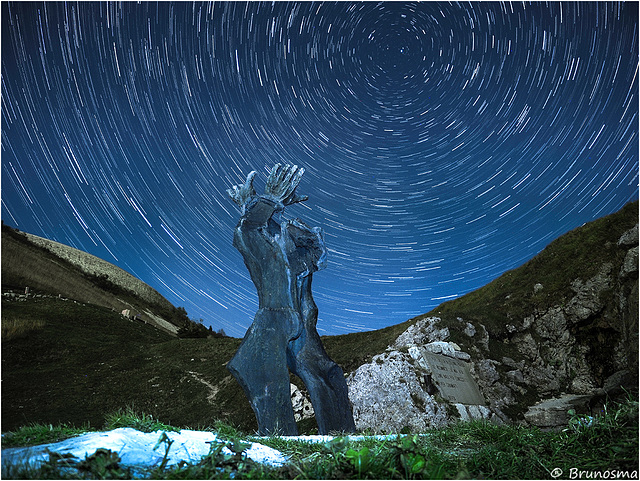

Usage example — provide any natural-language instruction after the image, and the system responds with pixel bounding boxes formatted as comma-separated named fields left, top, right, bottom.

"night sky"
left=2, top=2, right=638, bottom=338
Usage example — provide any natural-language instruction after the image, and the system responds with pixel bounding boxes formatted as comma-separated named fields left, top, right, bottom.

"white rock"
left=620, top=246, right=638, bottom=277
left=424, top=342, right=443, bottom=354
left=454, top=351, right=471, bottom=361
left=466, top=405, right=484, bottom=419
left=393, top=317, right=449, bottom=349
left=290, top=383, right=314, bottom=421
left=455, top=404, right=470, bottom=421
left=618, top=224, right=638, bottom=246
left=463, top=322, right=476, bottom=337
left=424, top=341, right=460, bottom=358
left=408, top=346, right=432, bottom=372
left=347, top=350, right=449, bottom=433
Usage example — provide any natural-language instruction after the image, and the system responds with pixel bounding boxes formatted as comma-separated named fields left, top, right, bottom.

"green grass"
left=1, top=422, right=90, bottom=449
left=0, top=298, right=253, bottom=432
left=103, top=407, right=180, bottom=433
left=2, top=396, right=637, bottom=479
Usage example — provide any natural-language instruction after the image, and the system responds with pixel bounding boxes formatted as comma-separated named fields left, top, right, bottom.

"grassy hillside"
left=1, top=201, right=637, bottom=434
left=326, top=200, right=637, bottom=374
left=1, top=289, right=398, bottom=434
left=427, top=200, right=638, bottom=339
left=1, top=298, right=250, bottom=432
left=1, top=224, right=200, bottom=335
left=24, top=232, right=173, bottom=310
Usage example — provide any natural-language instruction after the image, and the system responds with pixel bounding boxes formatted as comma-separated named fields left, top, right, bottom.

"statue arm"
left=241, top=196, right=280, bottom=226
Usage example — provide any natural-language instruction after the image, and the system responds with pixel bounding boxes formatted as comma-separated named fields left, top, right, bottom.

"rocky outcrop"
left=346, top=215, right=638, bottom=432
left=347, top=318, right=495, bottom=433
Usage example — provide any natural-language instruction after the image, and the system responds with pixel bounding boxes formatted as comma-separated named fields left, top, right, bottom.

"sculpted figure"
left=227, top=164, right=356, bottom=435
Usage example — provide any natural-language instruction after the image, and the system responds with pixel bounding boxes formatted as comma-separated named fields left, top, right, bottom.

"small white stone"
left=454, top=351, right=471, bottom=361
left=455, top=404, right=470, bottom=421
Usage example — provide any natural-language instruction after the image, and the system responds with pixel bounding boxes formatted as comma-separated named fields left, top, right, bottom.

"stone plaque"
left=421, top=352, right=485, bottom=405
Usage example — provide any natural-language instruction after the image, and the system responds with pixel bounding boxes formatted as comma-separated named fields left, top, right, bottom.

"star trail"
left=2, top=2, right=638, bottom=337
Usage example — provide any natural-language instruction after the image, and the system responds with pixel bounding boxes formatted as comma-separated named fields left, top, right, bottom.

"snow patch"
left=1, top=428, right=287, bottom=476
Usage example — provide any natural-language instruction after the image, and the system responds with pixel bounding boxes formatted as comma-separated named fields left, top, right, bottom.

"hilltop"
left=24, top=232, right=173, bottom=314
left=1, top=201, right=637, bottom=434
left=1, top=224, right=211, bottom=336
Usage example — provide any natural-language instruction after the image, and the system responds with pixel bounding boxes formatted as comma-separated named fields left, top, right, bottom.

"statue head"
left=283, top=218, right=327, bottom=276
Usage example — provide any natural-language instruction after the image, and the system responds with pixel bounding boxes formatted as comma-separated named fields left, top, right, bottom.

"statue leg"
left=228, top=309, right=299, bottom=435
left=288, top=330, right=356, bottom=434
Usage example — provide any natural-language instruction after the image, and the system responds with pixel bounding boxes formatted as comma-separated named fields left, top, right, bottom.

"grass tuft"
left=1, top=318, right=46, bottom=342
left=103, top=406, right=180, bottom=433
left=1, top=422, right=89, bottom=448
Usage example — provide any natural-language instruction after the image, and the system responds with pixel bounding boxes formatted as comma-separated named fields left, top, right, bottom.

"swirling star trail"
left=2, top=2, right=638, bottom=337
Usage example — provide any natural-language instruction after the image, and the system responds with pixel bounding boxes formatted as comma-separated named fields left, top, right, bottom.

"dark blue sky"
left=2, top=2, right=638, bottom=337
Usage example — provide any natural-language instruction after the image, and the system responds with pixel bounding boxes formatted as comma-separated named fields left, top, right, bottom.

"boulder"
left=346, top=350, right=449, bottom=433
left=524, top=395, right=592, bottom=429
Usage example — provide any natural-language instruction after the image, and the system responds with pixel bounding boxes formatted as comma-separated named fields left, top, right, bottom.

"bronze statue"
left=227, top=164, right=356, bottom=435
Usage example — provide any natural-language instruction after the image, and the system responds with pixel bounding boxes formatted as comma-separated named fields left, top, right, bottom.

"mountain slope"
left=324, top=201, right=639, bottom=373
left=24, top=232, right=173, bottom=312
left=1, top=298, right=248, bottom=432
left=1, top=224, right=184, bottom=335
left=343, top=200, right=639, bottom=431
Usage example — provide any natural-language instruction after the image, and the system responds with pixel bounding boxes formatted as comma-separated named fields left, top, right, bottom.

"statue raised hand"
left=227, top=171, right=257, bottom=210
left=264, top=163, right=308, bottom=206
left=227, top=164, right=308, bottom=212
